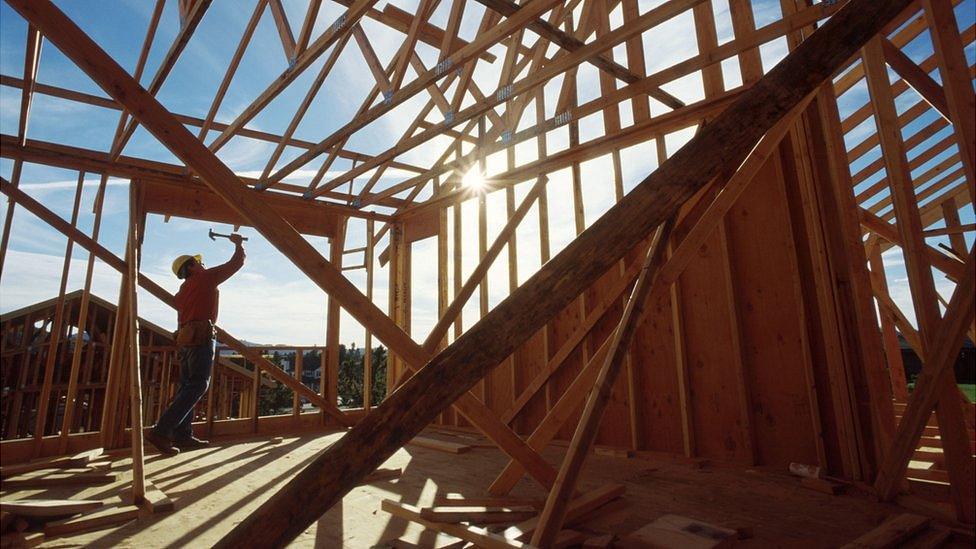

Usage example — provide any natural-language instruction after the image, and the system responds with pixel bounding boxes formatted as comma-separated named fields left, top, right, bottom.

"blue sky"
left=0, top=0, right=973, bottom=347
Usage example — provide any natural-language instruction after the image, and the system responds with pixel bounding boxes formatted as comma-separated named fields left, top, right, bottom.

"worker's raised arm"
left=207, top=235, right=246, bottom=285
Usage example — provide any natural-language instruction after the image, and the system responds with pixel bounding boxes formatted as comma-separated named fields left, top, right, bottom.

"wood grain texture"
left=4, top=0, right=919, bottom=545
left=217, top=0, right=913, bottom=544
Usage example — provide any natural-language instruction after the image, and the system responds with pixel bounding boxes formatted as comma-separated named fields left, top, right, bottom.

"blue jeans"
left=154, top=340, right=214, bottom=439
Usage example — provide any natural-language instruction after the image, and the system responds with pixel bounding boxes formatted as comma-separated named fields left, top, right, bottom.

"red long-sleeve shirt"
left=174, top=245, right=245, bottom=325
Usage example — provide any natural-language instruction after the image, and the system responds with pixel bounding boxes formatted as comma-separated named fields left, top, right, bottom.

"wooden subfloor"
left=0, top=430, right=966, bottom=547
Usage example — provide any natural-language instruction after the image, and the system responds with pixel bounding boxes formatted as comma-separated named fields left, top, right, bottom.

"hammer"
left=208, top=228, right=249, bottom=242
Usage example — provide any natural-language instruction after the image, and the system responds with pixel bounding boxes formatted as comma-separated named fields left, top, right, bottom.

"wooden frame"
left=0, top=0, right=973, bottom=544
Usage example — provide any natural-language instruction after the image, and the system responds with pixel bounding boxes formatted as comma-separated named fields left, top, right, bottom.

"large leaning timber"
left=0, top=0, right=973, bottom=546
left=0, top=0, right=871, bottom=542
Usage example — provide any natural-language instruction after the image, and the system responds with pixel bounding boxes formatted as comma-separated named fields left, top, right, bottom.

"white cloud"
left=0, top=249, right=126, bottom=318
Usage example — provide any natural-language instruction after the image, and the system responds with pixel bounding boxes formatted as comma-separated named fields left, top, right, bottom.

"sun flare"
left=462, top=168, right=486, bottom=190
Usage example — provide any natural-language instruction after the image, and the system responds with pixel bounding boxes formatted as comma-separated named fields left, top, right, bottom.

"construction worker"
left=145, top=233, right=245, bottom=455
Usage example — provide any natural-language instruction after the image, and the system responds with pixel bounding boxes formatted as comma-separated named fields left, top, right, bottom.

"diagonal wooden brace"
left=4, top=0, right=556, bottom=492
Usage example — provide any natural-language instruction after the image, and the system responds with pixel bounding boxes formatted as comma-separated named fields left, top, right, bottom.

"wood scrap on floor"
left=373, top=535, right=467, bottom=548
left=433, top=494, right=545, bottom=509
left=408, top=437, right=472, bottom=454
left=139, top=480, right=174, bottom=513
left=552, top=530, right=587, bottom=548
left=840, top=513, right=931, bottom=548
left=42, top=505, right=141, bottom=538
left=0, top=500, right=103, bottom=518
left=594, top=446, right=635, bottom=459
left=363, top=468, right=404, bottom=484
left=0, top=531, right=44, bottom=548
left=382, top=500, right=530, bottom=548
left=582, top=533, right=616, bottom=547
left=899, top=525, right=953, bottom=549
left=0, top=469, right=117, bottom=489
left=617, top=514, right=738, bottom=549
left=895, top=495, right=957, bottom=524
left=0, top=449, right=103, bottom=479
left=800, top=477, right=846, bottom=495
left=418, top=505, right=537, bottom=524
left=503, top=484, right=626, bottom=542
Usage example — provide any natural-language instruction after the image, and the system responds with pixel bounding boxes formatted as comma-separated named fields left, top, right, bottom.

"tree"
left=371, top=346, right=387, bottom=405
left=327, top=344, right=389, bottom=408
left=302, top=349, right=322, bottom=393
left=337, top=343, right=363, bottom=408
left=258, top=351, right=294, bottom=415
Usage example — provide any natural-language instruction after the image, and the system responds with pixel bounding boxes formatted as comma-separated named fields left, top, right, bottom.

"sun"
left=462, top=168, right=486, bottom=190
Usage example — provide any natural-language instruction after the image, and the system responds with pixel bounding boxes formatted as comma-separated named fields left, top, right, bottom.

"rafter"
left=359, top=0, right=845, bottom=209
left=16, top=25, right=41, bottom=146
left=208, top=0, right=382, bottom=153
left=312, top=0, right=708, bottom=198
left=264, top=0, right=568, bottom=186
left=114, top=0, right=212, bottom=157
left=268, top=0, right=297, bottom=61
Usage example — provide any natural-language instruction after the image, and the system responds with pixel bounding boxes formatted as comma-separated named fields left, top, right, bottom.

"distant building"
left=898, top=334, right=975, bottom=384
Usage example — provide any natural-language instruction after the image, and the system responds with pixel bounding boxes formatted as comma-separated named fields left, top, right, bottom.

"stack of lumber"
left=0, top=448, right=173, bottom=543
left=0, top=499, right=109, bottom=547
left=0, top=449, right=114, bottom=489
left=381, top=484, right=625, bottom=548
left=0, top=498, right=144, bottom=542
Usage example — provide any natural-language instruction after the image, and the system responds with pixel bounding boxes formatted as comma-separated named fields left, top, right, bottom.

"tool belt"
left=175, top=319, right=214, bottom=347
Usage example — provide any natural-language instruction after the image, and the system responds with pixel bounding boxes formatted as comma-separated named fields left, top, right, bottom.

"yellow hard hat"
left=171, top=254, right=203, bottom=277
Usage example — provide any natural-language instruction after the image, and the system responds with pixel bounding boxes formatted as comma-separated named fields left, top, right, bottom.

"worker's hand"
left=229, top=233, right=244, bottom=246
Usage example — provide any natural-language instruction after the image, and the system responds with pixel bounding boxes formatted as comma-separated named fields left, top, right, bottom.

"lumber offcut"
left=0, top=450, right=102, bottom=479
left=0, top=500, right=102, bottom=518
left=42, top=506, right=140, bottom=537
left=840, top=513, right=930, bottom=548
left=408, top=436, right=472, bottom=454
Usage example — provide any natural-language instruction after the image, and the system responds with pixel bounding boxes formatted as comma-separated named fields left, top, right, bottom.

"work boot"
left=145, top=429, right=180, bottom=456
left=174, top=435, right=209, bottom=450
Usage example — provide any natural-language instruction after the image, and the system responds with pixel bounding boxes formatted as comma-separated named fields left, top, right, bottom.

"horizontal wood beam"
left=140, top=178, right=342, bottom=238
left=0, top=134, right=401, bottom=221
